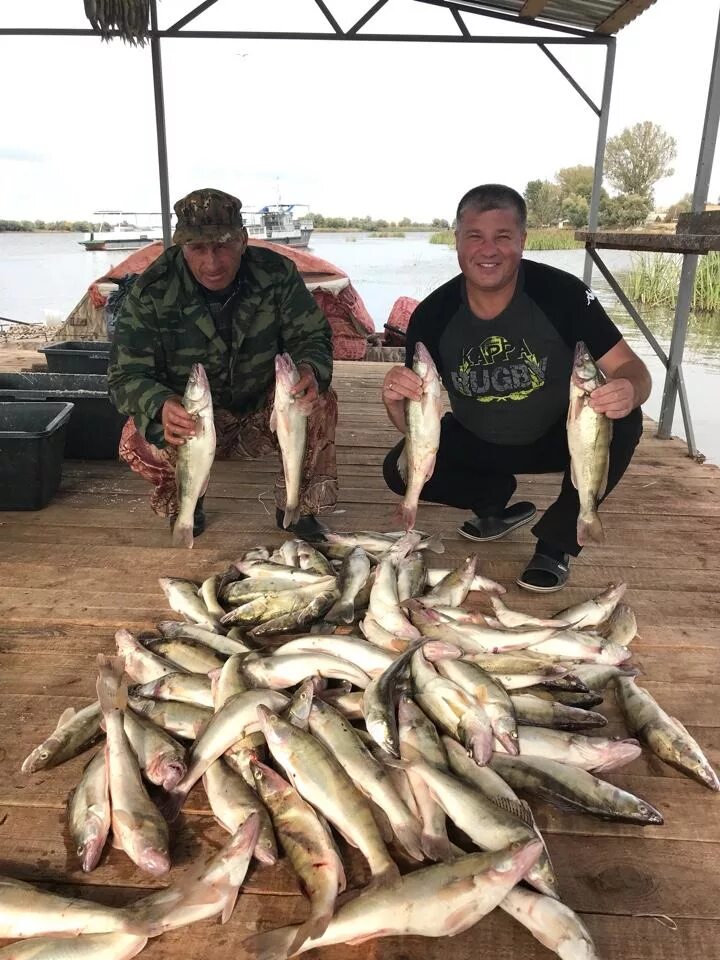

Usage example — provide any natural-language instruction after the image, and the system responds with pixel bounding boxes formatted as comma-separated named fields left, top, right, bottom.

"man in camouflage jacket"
left=108, top=187, right=338, bottom=539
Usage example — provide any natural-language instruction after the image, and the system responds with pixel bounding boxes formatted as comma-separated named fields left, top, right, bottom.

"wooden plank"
left=0, top=893, right=715, bottom=960
left=1, top=800, right=719, bottom=922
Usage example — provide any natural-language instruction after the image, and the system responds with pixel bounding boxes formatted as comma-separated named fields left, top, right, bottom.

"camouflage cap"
left=172, top=188, right=245, bottom=244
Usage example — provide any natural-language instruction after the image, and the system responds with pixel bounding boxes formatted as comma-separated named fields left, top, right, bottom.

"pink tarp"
left=89, top=239, right=374, bottom=359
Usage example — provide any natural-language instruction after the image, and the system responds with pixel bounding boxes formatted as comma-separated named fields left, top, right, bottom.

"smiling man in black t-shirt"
left=382, top=184, right=651, bottom=592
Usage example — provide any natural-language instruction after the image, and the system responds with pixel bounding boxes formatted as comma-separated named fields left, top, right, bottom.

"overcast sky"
left=1, top=0, right=719, bottom=222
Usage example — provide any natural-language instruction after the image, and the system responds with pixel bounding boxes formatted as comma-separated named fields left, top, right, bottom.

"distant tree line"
left=524, top=121, right=684, bottom=230
left=310, top=213, right=450, bottom=231
left=0, top=219, right=112, bottom=233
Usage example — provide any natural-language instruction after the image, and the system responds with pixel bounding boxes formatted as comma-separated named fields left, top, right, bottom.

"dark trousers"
left=383, top=409, right=643, bottom=557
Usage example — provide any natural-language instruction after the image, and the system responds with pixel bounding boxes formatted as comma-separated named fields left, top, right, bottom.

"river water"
left=1, top=230, right=718, bottom=465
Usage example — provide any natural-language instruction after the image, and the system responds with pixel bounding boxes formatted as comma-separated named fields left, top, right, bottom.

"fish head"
left=184, top=363, right=211, bottom=411
left=572, top=341, right=602, bottom=392
left=256, top=705, right=292, bottom=747
left=137, top=846, right=171, bottom=877
left=413, top=342, right=439, bottom=385
left=147, top=754, right=186, bottom=792
left=250, top=758, right=292, bottom=799
left=488, top=838, right=543, bottom=884
left=78, top=822, right=107, bottom=873
left=367, top=716, right=399, bottom=758
left=274, top=352, right=299, bottom=389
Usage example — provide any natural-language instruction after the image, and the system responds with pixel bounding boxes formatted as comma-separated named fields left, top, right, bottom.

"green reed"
left=429, top=228, right=581, bottom=250
left=627, top=252, right=720, bottom=312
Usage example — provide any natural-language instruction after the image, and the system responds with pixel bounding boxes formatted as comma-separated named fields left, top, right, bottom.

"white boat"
left=243, top=204, right=314, bottom=248
left=79, top=209, right=163, bottom=252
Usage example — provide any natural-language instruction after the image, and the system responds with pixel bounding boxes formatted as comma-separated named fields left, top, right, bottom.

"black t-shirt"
left=406, top=259, right=623, bottom=446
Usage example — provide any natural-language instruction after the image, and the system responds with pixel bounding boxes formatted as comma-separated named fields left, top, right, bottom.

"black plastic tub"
left=0, top=402, right=73, bottom=510
left=0, top=373, right=124, bottom=459
left=38, top=340, right=112, bottom=374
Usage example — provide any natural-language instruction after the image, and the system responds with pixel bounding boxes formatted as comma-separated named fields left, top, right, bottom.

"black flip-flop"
left=516, top=552, right=570, bottom=593
left=458, top=502, right=536, bottom=543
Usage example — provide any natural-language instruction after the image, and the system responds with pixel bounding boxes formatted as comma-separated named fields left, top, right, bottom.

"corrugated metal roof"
left=419, top=0, right=658, bottom=34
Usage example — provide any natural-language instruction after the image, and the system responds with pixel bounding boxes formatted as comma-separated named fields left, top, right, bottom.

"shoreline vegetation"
left=628, top=252, right=720, bottom=312
left=429, top=227, right=585, bottom=250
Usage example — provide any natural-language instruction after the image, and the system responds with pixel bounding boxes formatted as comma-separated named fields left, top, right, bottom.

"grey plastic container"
left=38, top=340, right=112, bottom=374
left=0, top=373, right=124, bottom=459
left=0, top=402, right=74, bottom=510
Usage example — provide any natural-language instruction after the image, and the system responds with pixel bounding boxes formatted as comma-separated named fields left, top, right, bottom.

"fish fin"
left=172, top=522, right=194, bottom=549
left=577, top=513, right=604, bottom=546
left=55, top=707, right=77, bottom=729
left=600, top=422, right=614, bottom=496
left=391, top=821, right=425, bottom=861
left=243, top=926, right=301, bottom=960
left=442, top=880, right=488, bottom=933
left=96, top=655, right=127, bottom=713
left=221, top=886, right=240, bottom=924
left=423, top=533, right=444, bottom=554
left=346, top=931, right=390, bottom=946
left=494, top=731, right=520, bottom=756
left=491, top=794, right=535, bottom=828
left=269, top=407, right=278, bottom=433
left=421, top=830, right=452, bottom=862
left=400, top=503, right=417, bottom=532
left=283, top=505, right=300, bottom=530
left=287, top=914, right=332, bottom=955
left=161, top=788, right=188, bottom=823
left=325, top=598, right=354, bottom=624
left=367, top=860, right=401, bottom=891
left=396, top=447, right=408, bottom=483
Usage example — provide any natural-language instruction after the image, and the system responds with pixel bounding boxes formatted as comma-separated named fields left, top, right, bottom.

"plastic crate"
left=0, top=373, right=124, bottom=459
left=38, top=340, right=112, bottom=374
left=0, top=402, right=73, bottom=510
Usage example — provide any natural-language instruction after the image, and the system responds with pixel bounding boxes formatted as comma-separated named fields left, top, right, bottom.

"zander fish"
left=173, top=363, right=216, bottom=549
left=615, top=675, right=720, bottom=790
left=567, top=341, right=612, bottom=545
left=398, top=342, right=443, bottom=531
left=272, top=352, right=308, bottom=529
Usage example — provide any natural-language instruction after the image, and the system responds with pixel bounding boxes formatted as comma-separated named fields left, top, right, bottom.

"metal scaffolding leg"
left=150, top=0, right=172, bottom=248
left=584, top=38, right=615, bottom=287
left=657, top=9, right=720, bottom=442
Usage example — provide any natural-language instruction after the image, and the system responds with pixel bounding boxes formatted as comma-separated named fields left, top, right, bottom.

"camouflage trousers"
left=119, top=388, right=339, bottom=519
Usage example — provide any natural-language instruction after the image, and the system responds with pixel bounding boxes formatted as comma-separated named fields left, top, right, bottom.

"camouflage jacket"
left=108, top=244, right=333, bottom=446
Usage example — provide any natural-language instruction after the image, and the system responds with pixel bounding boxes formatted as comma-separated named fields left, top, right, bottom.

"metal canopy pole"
left=150, top=0, right=172, bottom=248
left=657, top=8, right=720, bottom=441
left=584, top=37, right=615, bottom=286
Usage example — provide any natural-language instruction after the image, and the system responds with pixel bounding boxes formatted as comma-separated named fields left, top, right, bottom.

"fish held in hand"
left=173, top=362, right=216, bottom=548
left=398, top=342, right=443, bottom=531
left=272, top=352, right=309, bottom=529
left=567, top=341, right=612, bottom=546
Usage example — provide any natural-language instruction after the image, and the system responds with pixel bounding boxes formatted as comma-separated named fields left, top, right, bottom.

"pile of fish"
left=13, top=530, right=719, bottom=960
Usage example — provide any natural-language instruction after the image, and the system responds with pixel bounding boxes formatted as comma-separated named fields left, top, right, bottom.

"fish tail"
left=325, top=598, right=354, bottom=624
left=392, top=821, right=425, bottom=862
left=283, top=503, right=300, bottom=529
left=96, top=655, right=127, bottom=714
left=172, top=521, right=194, bottom=549
left=577, top=511, right=604, bottom=545
left=368, top=859, right=401, bottom=890
left=287, top=913, right=332, bottom=955
left=424, top=533, right=444, bottom=554
left=161, top=787, right=188, bottom=823
left=243, top=926, right=302, bottom=960
left=421, top=829, right=452, bottom=862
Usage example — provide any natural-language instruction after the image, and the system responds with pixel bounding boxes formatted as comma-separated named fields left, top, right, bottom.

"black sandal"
left=516, top=551, right=570, bottom=593
left=458, top=501, right=536, bottom=543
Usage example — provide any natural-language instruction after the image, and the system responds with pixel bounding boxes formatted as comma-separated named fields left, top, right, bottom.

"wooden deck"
left=1, top=359, right=719, bottom=959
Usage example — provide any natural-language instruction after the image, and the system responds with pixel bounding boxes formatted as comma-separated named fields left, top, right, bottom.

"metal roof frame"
left=2, top=0, right=719, bottom=452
